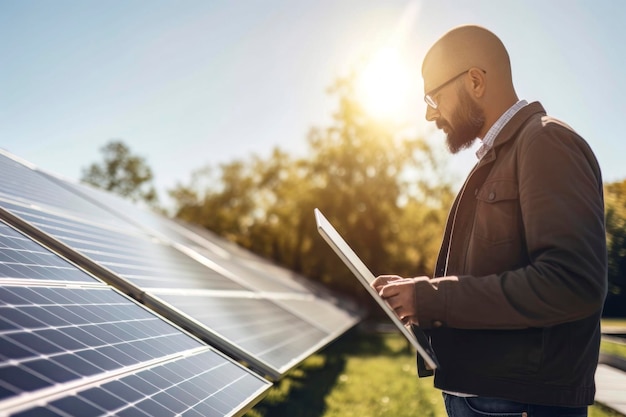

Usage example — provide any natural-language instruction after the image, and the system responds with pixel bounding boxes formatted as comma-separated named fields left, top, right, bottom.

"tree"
left=604, top=179, right=626, bottom=316
left=81, top=140, right=158, bottom=206
left=169, top=76, right=454, bottom=312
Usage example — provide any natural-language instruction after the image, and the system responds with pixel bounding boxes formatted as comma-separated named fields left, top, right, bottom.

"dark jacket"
left=414, top=102, right=607, bottom=406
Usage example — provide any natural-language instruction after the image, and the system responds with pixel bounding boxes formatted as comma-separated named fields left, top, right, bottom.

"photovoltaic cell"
left=0, top=153, right=136, bottom=231
left=0, top=221, right=98, bottom=284
left=0, top=200, right=247, bottom=292
left=148, top=292, right=332, bottom=375
left=0, top=285, right=201, bottom=397
left=270, top=297, right=360, bottom=334
left=0, top=285, right=270, bottom=416
left=11, top=349, right=269, bottom=417
left=0, top=218, right=271, bottom=416
left=171, top=238, right=319, bottom=294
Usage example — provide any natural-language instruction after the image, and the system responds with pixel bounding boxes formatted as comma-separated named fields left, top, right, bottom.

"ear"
left=467, top=67, right=486, bottom=99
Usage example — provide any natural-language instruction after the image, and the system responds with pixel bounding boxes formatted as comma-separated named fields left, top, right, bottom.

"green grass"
left=245, top=329, right=444, bottom=417
left=601, top=338, right=626, bottom=358
left=600, top=317, right=626, bottom=359
left=245, top=329, right=623, bottom=417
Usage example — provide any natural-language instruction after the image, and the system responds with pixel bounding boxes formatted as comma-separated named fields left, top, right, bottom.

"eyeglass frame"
left=423, top=68, right=486, bottom=109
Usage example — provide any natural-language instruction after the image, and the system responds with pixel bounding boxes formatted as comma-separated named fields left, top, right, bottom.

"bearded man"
left=372, top=25, right=607, bottom=417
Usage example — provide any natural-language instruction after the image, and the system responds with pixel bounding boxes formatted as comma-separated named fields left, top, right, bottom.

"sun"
left=355, top=46, right=413, bottom=123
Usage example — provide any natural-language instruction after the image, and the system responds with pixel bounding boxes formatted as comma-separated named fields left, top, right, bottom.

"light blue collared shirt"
left=476, top=100, right=528, bottom=159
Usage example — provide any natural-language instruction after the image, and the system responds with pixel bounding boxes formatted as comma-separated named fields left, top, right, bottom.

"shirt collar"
left=476, top=99, right=528, bottom=159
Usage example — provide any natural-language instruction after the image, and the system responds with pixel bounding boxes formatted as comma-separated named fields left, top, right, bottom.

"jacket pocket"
left=473, top=179, right=520, bottom=245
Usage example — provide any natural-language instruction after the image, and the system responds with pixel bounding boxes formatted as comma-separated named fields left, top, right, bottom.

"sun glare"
left=355, top=46, right=413, bottom=123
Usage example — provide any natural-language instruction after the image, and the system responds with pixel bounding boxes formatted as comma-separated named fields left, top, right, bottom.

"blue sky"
left=1, top=0, right=625, bottom=205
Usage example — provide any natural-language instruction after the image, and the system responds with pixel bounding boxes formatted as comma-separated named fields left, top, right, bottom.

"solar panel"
left=144, top=291, right=337, bottom=376
left=0, top=149, right=360, bottom=381
left=0, top=200, right=248, bottom=292
left=0, top=285, right=201, bottom=394
left=0, top=218, right=271, bottom=416
left=0, top=221, right=98, bottom=285
left=10, top=349, right=270, bottom=417
left=173, top=230, right=326, bottom=294
left=45, top=174, right=324, bottom=295
left=50, top=173, right=361, bottom=316
left=0, top=153, right=137, bottom=231
left=2, top=199, right=359, bottom=378
left=270, top=297, right=361, bottom=334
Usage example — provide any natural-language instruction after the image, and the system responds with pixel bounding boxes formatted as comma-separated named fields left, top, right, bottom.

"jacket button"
left=432, top=320, right=443, bottom=328
left=488, top=191, right=495, bottom=200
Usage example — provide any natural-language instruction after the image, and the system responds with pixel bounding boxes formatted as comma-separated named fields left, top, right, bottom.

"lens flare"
left=355, top=46, right=412, bottom=122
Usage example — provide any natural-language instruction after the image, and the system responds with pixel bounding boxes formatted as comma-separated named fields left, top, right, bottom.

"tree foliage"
left=81, top=140, right=158, bottom=206
left=169, top=77, right=455, bottom=312
left=604, top=179, right=626, bottom=316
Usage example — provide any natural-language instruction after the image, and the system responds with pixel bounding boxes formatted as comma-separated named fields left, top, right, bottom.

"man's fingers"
left=385, top=294, right=410, bottom=319
left=371, top=275, right=403, bottom=291
left=379, top=280, right=417, bottom=321
left=378, top=278, right=412, bottom=297
left=393, top=303, right=405, bottom=316
left=378, top=284, right=400, bottom=298
left=372, top=276, right=426, bottom=325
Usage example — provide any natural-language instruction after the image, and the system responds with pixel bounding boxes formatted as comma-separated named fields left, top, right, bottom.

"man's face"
left=435, top=84, right=485, bottom=154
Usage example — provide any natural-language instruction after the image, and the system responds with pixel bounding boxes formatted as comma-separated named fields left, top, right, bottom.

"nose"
left=425, top=105, right=438, bottom=122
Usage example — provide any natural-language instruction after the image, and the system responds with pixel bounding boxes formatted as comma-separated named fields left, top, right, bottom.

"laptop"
left=314, top=208, right=439, bottom=370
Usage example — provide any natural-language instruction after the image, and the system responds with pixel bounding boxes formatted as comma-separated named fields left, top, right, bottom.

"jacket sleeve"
left=414, top=121, right=607, bottom=330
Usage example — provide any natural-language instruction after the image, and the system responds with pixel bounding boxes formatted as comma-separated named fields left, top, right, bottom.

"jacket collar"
left=477, top=101, right=546, bottom=164
left=493, top=101, right=545, bottom=148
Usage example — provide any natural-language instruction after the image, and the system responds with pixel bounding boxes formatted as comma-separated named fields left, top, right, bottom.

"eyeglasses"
left=424, top=69, right=485, bottom=109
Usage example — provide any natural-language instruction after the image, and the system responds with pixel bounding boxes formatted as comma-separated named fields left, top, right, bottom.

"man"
left=371, top=25, right=607, bottom=417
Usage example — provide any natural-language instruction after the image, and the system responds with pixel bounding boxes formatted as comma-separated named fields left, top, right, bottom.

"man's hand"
left=371, top=275, right=430, bottom=325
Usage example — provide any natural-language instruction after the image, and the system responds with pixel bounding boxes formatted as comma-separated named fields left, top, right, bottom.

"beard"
left=437, top=87, right=486, bottom=154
